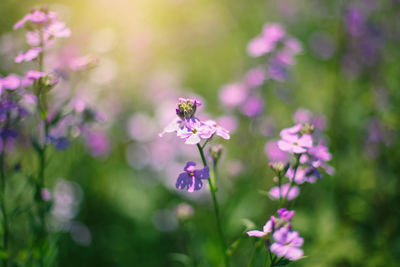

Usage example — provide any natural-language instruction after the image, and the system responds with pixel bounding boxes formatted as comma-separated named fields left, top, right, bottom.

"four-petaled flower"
left=176, top=162, right=209, bottom=192
left=270, top=227, right=304, bottom=261
left=247, top=216, right=275, bottom=238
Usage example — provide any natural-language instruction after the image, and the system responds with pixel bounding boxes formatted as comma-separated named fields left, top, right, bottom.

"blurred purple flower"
left=271, top=227, right=304, bottom=261
left=265, top=140, right=289, bottom=162
left=176, top=162, right=209, bottom=192
left=277, top=208, right=295, bottom=221
left=269, top=184, right=299, bottom=200
left=219, top=83, right=248, bottom=108
left=15, top=47, right=42, bottom=63
left=1, top=74, right=20, bottom=90
left=247, top=216, right=275, bottom=238
left=240, top=96, right=264, bottom=117
left=278, top=132, right=313, bottom=154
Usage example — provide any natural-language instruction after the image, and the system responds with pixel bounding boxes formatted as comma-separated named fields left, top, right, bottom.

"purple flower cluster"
left=160, top=98, right=230, bottom=145
left=248, top=113, right=333, bottom=264
left=14, top=8, right=70, bottom=64
left=247, top=208, right=304, bottom=261
left=160, top=97, right=230, bottom=192
left=268, top=122, right=333, bottom=200
left=219, top=23, right=302, bottom=119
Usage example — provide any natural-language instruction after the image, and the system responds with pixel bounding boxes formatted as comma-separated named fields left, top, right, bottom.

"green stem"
left=196, top=143, right=229, bottom=267
left=280, top=154, right=301, bottom=208
left=0, top=141, right=8, bottom=267
left=36, top=30, right=48, bottom=267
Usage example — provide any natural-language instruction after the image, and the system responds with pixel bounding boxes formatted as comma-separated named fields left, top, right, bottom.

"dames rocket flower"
left=270, top=227, right=304, bottom=261
left=247, top=216, right=275, bottom=238
left=160, top=98, right=230, bottom=145
left=176, top=162, right=209, bottom=192
left=277, top=124, right=313, bottom=154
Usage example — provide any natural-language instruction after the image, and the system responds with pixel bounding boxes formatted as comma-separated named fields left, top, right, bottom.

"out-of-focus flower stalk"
left=35, top=30, right=49, bottom=267
left=196, top=143, right=229, bottom=267
left=0, top=111, right=11, bottom=267
left=280, top=154, right=301, bottom=208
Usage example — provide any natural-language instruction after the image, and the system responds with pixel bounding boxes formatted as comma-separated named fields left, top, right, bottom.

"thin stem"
left=0, top=139, right=8, bottom=267
left=196, top=143, right=229, bottom=267
left=0, top=110, right=11, bottom=267
left=35, top=30, right=48, bottom=267
left=280, top=154, right=301, bottom=208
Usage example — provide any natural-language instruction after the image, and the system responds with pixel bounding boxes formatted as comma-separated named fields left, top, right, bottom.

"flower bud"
left=209, top=145, right=223, bottom=162
left=269, top=161, right=289, bottom=177
left=301, top=123, right=314, bottom=134
left=176, top=98, right=201, bottom=119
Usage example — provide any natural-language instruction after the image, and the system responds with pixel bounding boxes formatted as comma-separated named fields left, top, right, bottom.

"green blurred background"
left=1, top=0, right=400, bottom=266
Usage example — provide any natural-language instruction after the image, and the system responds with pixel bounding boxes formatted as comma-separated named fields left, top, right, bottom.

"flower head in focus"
left=176, top=161, right=209, bottom=192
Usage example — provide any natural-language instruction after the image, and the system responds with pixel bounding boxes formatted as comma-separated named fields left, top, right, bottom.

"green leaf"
left=169, top=253, right=193, bottom=267
left=241, top=218, right=256, bottom=229
left=275, top=258, right=291, bottom=266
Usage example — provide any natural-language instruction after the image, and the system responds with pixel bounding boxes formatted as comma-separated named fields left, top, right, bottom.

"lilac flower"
left=203, top=120, right=230, bottom=140
left=277, top=208, right=295, bottom=221
left=177, top=119, right=214, bottom=145
left=247, top=23, right=285, bottom=57
left=41, top=188, right=52, bottom=202
left=25, top=70, right=45, bottom=81
left=286, top=167, right=307, bottom=184
left=245, top=67, right=266, bottom=88
left=264, top=140, right=289, bottom=163
left=247, top=216, right=275, bottom=238
left=269, top=184, right=299, bottom=201
left=15, top=47, right=42, bottom=63
left=278, top=132, right=313, bottom=154
left=176, top=162, right=209, bottom=192
left=219, top=83, right=248, bottom=108
left=240, top=96, right=264, bottom=117
left=247, top=36, right=275, bottom=57
left=1, top=74, right=20, bottom=90
left=270, top=227, right=304, bottom=261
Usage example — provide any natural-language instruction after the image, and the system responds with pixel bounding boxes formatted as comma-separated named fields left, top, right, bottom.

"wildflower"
left=270, top=227, right=304, bottom=261
left=1, top=74, right=21, bottom=90
left=176, top=98, right=201, bottom=119
left=278, top=124, right=313, bottom=154
left=15, top=47, right=42, bottom=63
left=25, top=70, right=45, bottom=81
left=203, top=120, right=230, bottom=140
left=277, top=208, right=295, bottom=221
left=219, top=83, right=248, bottom=108
left=41, top=188, right=52, bottom=201
left=176, top=119, right=214, bottom=145
left=269, top=184, right=299, bottom=201
left=247, top=216, right=275, bottom=237
left=176, top=162, right=209, bottom=192
left=174, top=203, right=194, bottom=220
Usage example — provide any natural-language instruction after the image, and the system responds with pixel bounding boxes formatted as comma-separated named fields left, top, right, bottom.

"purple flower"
left=270, top=227, right=304, bottom=261
left=247, top=216, right=275, bottom=238
left=176, top=162, right=209, bottom=192
left=277, top=208, right=295, bottom=221
left=41, top=188, right=52, bottom=202
left=219, top=83, right=248, bottom=108
left=269, top=184, right=299, bottom=201
left=15, top=47, right=42, bottom=63
left=286, top=167, right=307, bottom=184
left=247, top=36, right=276, bottom=57
left=26, top=70, right=45, bottom=81
left=245, top=67, right=266, bottom=88
left=203, top=120, right=230, bottom=140
left=177, top=119, right=214, bottom=145
left=240, top=96, right=264, bottom=117
left=1, top=74, right=21, bottom=90
left=278, top=125, right=313, bottom=154
left=264, top=140, right=289, bottom=163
